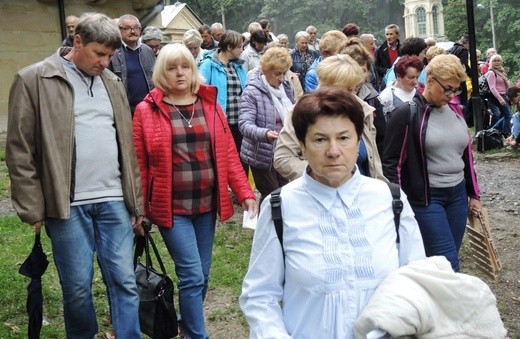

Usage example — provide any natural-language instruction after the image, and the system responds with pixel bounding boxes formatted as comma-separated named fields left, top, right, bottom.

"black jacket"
left=382, top=92, right=480, bottom=206
left=375, top=40, right=401, bottom=78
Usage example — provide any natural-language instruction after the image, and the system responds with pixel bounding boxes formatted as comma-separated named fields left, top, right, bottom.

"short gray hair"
left=295, top=31, right=310, bottom=42
left=141, top=26, right=163, bottom=42
left=183, top=29, right=203, bottom=47
left=75, top=13, right=121, bottom=50
left=385, top=24, right=400, bottom=34
left=118, top=14, right=140, bottom=27
left=210, top=22, right=223, bottom=33
left=306, top=26, right=317, bottom=33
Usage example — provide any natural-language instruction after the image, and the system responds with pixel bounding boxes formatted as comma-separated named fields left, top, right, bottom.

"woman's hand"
left=266, top=130, right=279, bottom=143
left=500, top=100, right=506, bottom=106
left=242, top=198, right=259, bottom=218
left=469, top=198, right=482, bottom=214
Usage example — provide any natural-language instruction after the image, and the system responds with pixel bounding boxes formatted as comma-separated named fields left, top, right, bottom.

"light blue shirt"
left=240, top=167, right=426, bottom=339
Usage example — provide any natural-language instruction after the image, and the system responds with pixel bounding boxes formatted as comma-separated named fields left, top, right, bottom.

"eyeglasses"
left=432, top=77, right=462, bottom=96
left=119, top=26, right=141, bottom=33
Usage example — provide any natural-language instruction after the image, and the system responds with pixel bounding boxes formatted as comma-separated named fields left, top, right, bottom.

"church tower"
left=404, top=0, right=446, bottom=39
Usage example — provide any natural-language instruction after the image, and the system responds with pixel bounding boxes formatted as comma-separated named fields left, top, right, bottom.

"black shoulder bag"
left=134, top=220, right=178, bottom=339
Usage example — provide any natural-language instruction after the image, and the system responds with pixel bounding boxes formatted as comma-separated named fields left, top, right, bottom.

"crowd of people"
left=6, top=11, right=509, bottom=338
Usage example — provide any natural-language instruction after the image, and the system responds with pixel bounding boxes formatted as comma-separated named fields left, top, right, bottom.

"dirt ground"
left=1, top=152, right=518, bottom=338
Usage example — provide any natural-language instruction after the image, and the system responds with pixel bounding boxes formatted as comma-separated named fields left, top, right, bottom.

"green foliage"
left=444, top=0, right=520, bottom=80
left=184, top=0, right=405, bottom=44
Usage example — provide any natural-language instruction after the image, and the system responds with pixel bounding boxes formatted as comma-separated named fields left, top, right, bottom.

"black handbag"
left=134, top=221, right=178, bottom=339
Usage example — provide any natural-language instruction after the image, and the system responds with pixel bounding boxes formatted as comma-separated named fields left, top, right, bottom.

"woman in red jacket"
left=133, top=43, right=258, bottom=339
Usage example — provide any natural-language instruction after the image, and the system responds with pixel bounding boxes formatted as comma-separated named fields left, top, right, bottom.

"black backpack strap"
left=386, top=182, right=403, bottom=243
left=270, top=188, right=283, bottom=252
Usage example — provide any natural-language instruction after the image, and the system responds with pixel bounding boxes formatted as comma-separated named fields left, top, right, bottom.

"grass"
left=0, top=210, right=252, bottom=338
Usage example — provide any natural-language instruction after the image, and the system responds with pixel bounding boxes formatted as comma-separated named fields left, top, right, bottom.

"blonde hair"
left=319, top=30, right=348, bottom=57
left=425, top=45, right=446, bottom=62
left=427, top=54, right=466, bottom=82
left=317, top=54, right=365, bottom=90
left=182, top=29, right=203, bottom=47
left=489, top=54, right=507, bottom=75
left=260, top=46, right=292, bottom=72
left=152, top=43, right=204, bottom=94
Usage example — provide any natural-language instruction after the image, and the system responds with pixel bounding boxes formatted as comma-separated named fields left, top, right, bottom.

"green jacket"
left=6, top=49, right=143, bottom=224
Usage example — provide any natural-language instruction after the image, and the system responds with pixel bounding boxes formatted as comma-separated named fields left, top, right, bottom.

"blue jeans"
left=412, top=180, right=469, bottom=272
left=159, top=211, right=216, bottom=339
left=489, top=95, right=512, bottom=136
left=511, top=112, right=520, bottom=140
left=45, top=201, right=141, bottom=339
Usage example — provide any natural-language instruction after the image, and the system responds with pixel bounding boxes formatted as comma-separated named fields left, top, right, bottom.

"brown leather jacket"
left=6, top=49, right=143, bottom=224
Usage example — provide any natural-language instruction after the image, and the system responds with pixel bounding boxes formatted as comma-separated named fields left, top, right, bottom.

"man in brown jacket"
left=6, top=13, right=144, bottom=338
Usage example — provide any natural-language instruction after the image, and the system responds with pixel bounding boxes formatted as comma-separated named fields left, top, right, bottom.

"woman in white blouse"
left=239, top=87, right=426, bottom=339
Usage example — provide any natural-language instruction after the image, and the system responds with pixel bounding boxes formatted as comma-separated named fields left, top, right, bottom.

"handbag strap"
left=133, top=220, right=168, bottom=276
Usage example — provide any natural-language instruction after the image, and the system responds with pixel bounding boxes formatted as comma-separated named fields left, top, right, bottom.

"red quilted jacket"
left=133, top=85, right=255, bottom=228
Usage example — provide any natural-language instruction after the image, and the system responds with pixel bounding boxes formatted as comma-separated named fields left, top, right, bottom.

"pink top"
left=486, top=70, right=508, bottom=101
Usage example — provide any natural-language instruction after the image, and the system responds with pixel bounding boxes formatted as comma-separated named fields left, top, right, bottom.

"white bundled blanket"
left=355, top=256, right=506, bottom=339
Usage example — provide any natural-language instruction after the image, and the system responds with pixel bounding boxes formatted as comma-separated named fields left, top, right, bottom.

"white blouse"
left=240, top=168, right=426, bottom=339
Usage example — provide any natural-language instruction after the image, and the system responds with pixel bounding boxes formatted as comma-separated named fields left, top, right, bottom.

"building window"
left=416, top=7, right=427, bottom=36
left=432, top=5, right=439, bottom=35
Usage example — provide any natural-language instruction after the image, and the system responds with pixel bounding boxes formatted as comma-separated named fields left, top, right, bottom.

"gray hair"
left=385, top=24, right=400, bottom=34
left=141, top=26, right=163, bottom=42
left=306, top=25, right=317, bottom=33
left=183, top=29, right=203, bottom=47
left=118, top=14, right=140, bottom=27
left=75, top=13, right=121, bottom=50
left=295, top=31, right=310, bottom=42
left=210, top=22, right=223, bottom=33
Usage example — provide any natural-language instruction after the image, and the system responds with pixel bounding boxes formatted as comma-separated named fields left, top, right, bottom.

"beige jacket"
left=274, top=95, right=385, bottom=181
left=6, top=50, right=143, bottom=224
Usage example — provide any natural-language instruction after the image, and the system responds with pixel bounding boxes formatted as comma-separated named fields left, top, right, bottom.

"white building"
left=404, top=0, right=447, bottom=40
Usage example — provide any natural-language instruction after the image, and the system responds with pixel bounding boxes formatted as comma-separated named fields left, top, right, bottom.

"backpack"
left=478, top=74, right=492, bottom=97
left=474, top=128, right=504, bottom=152
left=270, top=182, right=404, bottom=254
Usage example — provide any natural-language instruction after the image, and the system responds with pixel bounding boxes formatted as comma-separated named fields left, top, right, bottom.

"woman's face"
left=296, top=37, right=308, bottom=52
left=228, top=45, right=243, bottom=59
left=396, top=67, right=420, bottom=92
left=279, top=38, right=288, bottom=48
left=426, top=75, right=461, bottom=107
left=264, top=65, right=288, bottom=88
left=301, top=115, right=359, bottom=188
left=144, top=39, right=161, bottom=56
left=491, top=58, right=502, bottom=68
left=186, top=44, right=201, bottom=59
left=164, top=59, right=193, bottom=95
left=252, top=41, right=266, bottom=53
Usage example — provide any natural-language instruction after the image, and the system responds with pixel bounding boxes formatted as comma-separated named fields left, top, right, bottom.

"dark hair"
left=401, top=37, right=427, bottom=56
left=342, top=23, right=360, bottom=37
left=76, top=13, right=121, bottom=50
left=506, top=86, right=520, bottom=101
left=459, top=34, right=469, bottom=45
left=259, top=19, right=270, bottom=29
left=218, top=30, right=243, bottom=51
left=250, top=30, right=269, bottom=45
left=292, top=87, right=364, bottom=144
left=394, top=55, right=424, bottom=78
left=198, top=24, right=211, bottom=35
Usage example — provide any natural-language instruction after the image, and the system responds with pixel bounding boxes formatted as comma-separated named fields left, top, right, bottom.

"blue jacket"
left=239, top=69, right=295, bottom=170
left=199, top=50, right=247, bottom=114
left=304, top=57, right=321, bottom=92
left=290, top=49, right=319, bottom=89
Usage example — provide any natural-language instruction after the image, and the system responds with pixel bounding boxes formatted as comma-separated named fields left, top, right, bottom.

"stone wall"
left=0, top=0, right=138, bottom=131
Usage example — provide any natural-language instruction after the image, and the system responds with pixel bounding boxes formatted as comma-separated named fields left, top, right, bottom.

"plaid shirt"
left=169, top=99, right=215, bottom=215
left=225, top=63, right=242, bottom=125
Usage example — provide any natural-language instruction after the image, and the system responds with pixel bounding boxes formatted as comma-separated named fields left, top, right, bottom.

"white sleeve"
left=239, top=198, right=293, bottom=339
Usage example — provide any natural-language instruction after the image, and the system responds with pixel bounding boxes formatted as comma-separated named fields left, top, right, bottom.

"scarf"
left=262, top=74, right=293, bottom=122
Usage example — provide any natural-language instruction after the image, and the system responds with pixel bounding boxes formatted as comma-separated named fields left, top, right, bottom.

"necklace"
left=169, top=100, right=196, bottom=128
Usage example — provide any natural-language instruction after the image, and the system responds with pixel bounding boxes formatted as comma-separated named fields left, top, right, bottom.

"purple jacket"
left=239, top=69, right=295, bottom=170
